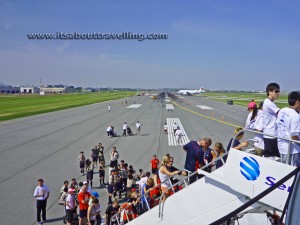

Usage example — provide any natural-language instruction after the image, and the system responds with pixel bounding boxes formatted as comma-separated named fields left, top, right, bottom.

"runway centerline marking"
left=126, top=104, right=142, bottom=109
left=196, top=105, right=213, bottom=110
left=167, top=118, right=190, bottom=146
left=171, top=100, right=238, bottom=128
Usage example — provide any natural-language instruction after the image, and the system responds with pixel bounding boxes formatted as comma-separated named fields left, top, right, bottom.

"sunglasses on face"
left=274, top=90, right=280, bottom=93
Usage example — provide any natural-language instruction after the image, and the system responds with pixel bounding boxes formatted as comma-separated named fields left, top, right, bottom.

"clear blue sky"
left=0, top=0, right=299, bottom=90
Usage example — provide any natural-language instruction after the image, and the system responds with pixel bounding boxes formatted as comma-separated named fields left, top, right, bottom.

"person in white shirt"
left=245, top=101, right=264, bottom=156
left=136, top=121, right=141, bottom=135
left=110, top=147, right=119, bottom=170
left=122, top=122, right=128, bottom=136
left=33, top=178, right=50, bottom=224
left=276, top=91, right=300, bottom=166
left=65, top=188, right=76, bottom=225
left=163, top=123, right=168, bottom=134
left=108, top=105, right=111, bottom=112
left=175, top=127, right=183, bottom=146
left=262, top=83, right=281, bottom=157
left=106, top=126, right=112, bottom=137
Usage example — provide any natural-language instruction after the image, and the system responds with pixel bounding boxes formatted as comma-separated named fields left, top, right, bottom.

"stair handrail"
left=158, top=151, right=230, bottom=219
left=232, top=129, right=300, bottom=165
left=209, top=166, right=300, bottom=225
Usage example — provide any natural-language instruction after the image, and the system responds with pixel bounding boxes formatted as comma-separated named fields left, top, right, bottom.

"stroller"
left=127, top=127, right=133, bottom=136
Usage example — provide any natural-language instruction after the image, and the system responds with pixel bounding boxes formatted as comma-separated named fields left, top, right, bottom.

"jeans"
left=280, top=153, right=300, bottom=167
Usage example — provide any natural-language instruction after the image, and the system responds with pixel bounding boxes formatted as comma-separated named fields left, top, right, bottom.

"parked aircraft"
left=177, top=87, right=205, bottom=95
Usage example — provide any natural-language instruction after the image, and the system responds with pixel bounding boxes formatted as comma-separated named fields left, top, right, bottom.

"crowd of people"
left=41, top=144, right=184, bottom=225
left=34, top=82, right=300, bottom=225
left=243, top=83, right=300, bottom=167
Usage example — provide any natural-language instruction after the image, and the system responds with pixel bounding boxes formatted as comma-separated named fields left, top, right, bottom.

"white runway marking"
left=126, top=104, right=142, bottom=109
left=196, top=105, right=213, bottom=110
left=165, top=99, right=170, bottom=103
left=167, top=118, right=190, bottom=146
left=166, top=104, right=174, bottom=110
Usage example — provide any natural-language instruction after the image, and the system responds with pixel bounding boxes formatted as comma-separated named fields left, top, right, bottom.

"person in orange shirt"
left=150, top=154, right=159, bottom=175
left=77, top=186, right=91, bottom=225
left=121, top=192, right=139, bottom=223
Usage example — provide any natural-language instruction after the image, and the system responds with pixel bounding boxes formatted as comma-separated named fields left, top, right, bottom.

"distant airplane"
left=177, top=87, right=205, bottom=96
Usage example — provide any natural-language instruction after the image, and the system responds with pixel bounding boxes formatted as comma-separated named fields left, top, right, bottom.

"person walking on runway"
left=122, top=122, right=128, bottom=136
left=136, top=121, right=141, bottom=135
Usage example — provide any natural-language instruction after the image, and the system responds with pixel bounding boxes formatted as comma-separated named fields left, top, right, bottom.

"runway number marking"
left=196, top=105, right=213, bottom=110
left=167, top=118, right=190, bottom=146
left=127, top=104, right=142, bottom=109
left=166, top=104, right=174, bottom=110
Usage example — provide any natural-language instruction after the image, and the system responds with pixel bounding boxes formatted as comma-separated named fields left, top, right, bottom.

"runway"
left=0, top=93, right=249, bottom=225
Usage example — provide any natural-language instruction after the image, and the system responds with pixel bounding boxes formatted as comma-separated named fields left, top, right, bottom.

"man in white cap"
left=65, top=188, right=76, bottom=225
left=79, top=181, right=92, bottom=194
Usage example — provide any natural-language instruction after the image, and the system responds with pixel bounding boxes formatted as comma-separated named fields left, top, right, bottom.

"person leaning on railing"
left=159, top=155, right=180, bottom=201
left=276, top=91, right=300, bottom=167
left=227, top=127, right=249, bottom=151
left=211, top=142, right=227, bottom=169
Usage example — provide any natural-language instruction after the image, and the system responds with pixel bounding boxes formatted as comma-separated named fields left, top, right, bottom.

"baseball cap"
left=68, top=188, right=75, bottom=193
left=248, top=102, right=257, bottom=109
left=83, top=181, right=88, bottom=185
left=91, top=191, right=99, bottom=197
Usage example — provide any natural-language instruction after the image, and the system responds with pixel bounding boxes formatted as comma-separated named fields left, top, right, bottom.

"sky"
left=0, top=0, right=300, bottom=90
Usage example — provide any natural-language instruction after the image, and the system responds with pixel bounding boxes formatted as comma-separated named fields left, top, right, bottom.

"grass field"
left=202, top=92, right=289, bottom=108
left=0, top=91, right=134, bottom=121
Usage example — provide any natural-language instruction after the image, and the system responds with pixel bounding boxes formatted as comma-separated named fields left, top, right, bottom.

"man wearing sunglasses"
left=262, top=82, right=281, bottom=157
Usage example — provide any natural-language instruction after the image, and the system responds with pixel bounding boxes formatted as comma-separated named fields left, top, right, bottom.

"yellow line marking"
left=171, top=100, right=239, bottom=128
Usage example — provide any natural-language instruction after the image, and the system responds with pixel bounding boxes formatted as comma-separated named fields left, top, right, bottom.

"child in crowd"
left=78, top=151, right=85, bottom=175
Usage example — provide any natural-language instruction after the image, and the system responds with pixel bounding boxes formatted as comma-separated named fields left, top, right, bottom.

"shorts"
left=107, top=184, right=114, bottom=194
left=92, top=157, right=98, bottom=163
left=161, top=186, right=171, bottom=196
left=110, top=160, right=117, bottom=168
left=151, top=168, right=158, bottom=175
left=79, top=209, right=87, bottom=218
left=99, top=170, right=105, bottom=177
left=253, top=145, right=263, bottom=156
left=79, top=161, right=85, bottom=169
left=87, top=171, right=93, bottom=180
left=66, top=209, right=75, bottom=223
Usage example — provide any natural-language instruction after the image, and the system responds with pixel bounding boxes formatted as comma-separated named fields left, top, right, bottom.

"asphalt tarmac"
left=0, top=93, right=249, bottom=225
